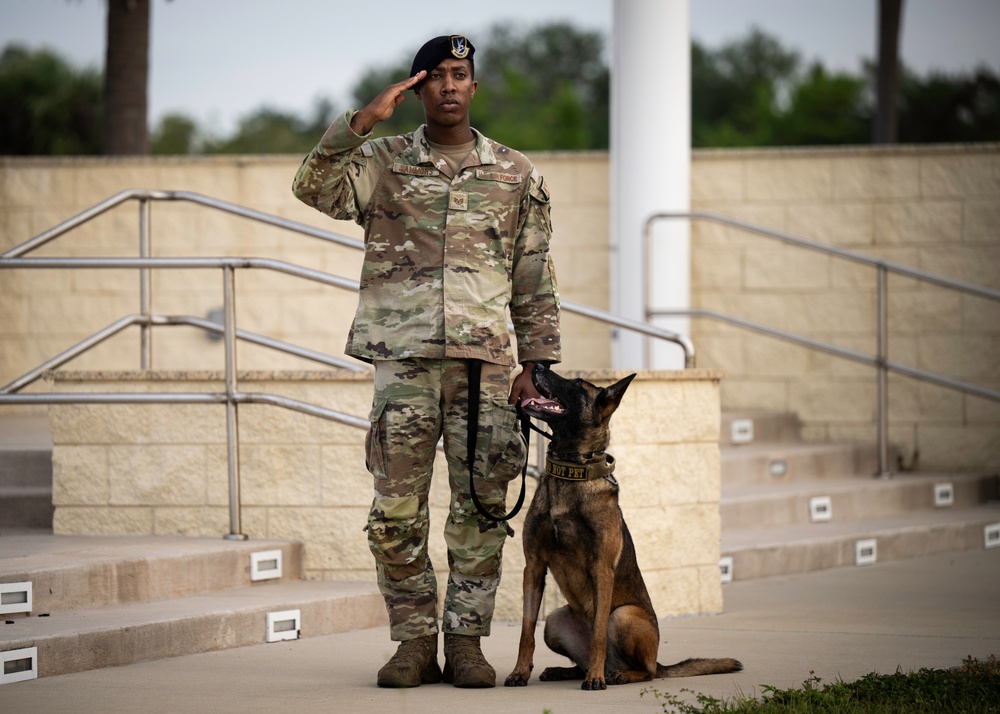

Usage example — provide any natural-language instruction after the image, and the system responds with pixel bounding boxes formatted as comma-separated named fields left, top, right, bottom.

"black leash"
left=466, top=359, right=542, bottom=525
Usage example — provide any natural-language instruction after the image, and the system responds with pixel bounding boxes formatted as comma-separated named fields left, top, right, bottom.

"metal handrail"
left=2, top=189, right=696, bottom=367
left=644, top=211, right=1000, bottom=477
left=1, top=311, right=364, bottom=402
left=1, top=190, right=695, bottom=540
left=1, top=189, right=366, bottom=259
left=0, top=257, right=370, bottom=539
left=1, top=189, right=373, bottom=539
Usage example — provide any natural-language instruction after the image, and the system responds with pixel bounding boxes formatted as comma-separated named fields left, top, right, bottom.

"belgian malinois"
left=504, top=365, right=742, bottom=690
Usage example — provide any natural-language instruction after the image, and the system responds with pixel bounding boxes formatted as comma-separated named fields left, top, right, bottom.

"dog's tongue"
left=521, top=396, right=565, bottom=414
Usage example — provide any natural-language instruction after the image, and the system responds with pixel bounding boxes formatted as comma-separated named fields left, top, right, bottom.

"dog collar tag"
left=545, top=454, right=615, bottom=481
left=546, top=459, right=588, bottom=481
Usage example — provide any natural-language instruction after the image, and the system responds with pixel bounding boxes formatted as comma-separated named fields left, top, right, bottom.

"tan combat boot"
left=376, top=634, right=441, bottom=688
left=442, top=633, right=496, bottom=688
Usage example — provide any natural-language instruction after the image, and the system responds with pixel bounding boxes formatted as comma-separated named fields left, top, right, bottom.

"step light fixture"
left=855, top=538, right=877, bottom=566
left=730, top=418, right=753, bottom=445
left=1, top=647, right=37, bottom=685
left=718, top=556, right=734, bottom=584
left=266, top=610, right=301, bottom=643
left=809, top=496, right=833, bottom=523
left=250, top=550, right=283, bottom=582
left=933, top=482, right=954, bottom=508
left=986, top=523, right=1000, bottom=550
left=0, top=582, right=31, bottom=616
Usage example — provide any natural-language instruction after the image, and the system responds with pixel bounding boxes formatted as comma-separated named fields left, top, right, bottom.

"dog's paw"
left=504, top=671, right=529, bottom=687
left=539, top=665, right=583, bottom=681
left=581, top=675, right=607, bottom=691
left=605, top=670, right=633, bottom=685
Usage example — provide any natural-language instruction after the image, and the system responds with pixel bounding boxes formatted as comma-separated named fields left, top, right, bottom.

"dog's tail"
left=656, top=657, right=743, bottom=678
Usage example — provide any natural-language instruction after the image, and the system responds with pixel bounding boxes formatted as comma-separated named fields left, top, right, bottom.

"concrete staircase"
left=3, top=410, right=998, bottom=681
left=719, top=411, right=1000, bottom=582
left=0, top=416, right=386, bottom=683
left=0, top=533, right=386, bottom=681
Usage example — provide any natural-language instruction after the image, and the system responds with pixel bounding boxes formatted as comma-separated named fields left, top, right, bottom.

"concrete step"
left=0, top=486, right=54, bottom=528
left=721, top=504, right=1000, bottom=581
left=721, top=472, right=1000, bottom=529
left=721, top=440, right=879, bottom=486
left=0, top=446, right=52, bottom=488
left=721, top=410, right=801, bottom=446
left=0, top=533, right=387, bottom=679
left=0, top=579, right=386, bottom=678
left=0, top=534, right=304, bottom=612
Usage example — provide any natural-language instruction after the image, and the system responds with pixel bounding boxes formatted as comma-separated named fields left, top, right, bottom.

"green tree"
left=150, top=112, right=199, bottom=154
left=772, top=64, right=870, bottom=145
left=691, top=27, right=801, bottom=147
left=349, top=22, right=609, bottom=150
left=205, top=107, right=310, bottom=153
left=898, top=65, right=1000, bottom=143
left=200, top=98, right=339, bottom=154
left=7, top=23, right=1000, bottom=156
left=474, top=22, right=608, bottom=149
left=0, top=45, right=102, bottom=154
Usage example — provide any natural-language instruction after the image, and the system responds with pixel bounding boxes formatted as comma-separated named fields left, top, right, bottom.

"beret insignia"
left=450, top=35, right=470, bottom=59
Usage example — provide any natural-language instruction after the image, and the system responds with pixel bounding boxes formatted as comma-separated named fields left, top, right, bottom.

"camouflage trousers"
left=365, top=358, right=526, bottom=642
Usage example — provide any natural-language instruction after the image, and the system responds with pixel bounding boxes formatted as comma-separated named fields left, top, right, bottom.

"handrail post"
left=876, top=265, right=890, bottom=477
left=139, top=198, right=152, bottom=369
left=643, top=219, right=652, bottom=368
left=222, top=265, right=247, bottom=540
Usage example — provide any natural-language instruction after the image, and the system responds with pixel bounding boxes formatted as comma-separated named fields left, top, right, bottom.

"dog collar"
left=545, top=453, right=616, bottom=482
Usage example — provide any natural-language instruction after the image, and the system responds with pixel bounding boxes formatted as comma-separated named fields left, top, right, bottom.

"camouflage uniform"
left=292, top=111, right=560, bottom=641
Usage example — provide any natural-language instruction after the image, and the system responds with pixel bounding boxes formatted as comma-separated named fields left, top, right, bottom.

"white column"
left=611, top=0, right=691, bottom=369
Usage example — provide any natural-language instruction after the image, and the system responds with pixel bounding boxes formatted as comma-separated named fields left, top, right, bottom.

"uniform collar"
left=412, top=125, right=496, bottom=169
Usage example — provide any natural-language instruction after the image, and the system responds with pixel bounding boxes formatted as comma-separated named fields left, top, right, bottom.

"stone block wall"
left=47, top=368, right=725, bottom=620
left=690, top=145, right=1000, bottom=471
left=0, top=152, right=612, bottom=398
left=3, top=144, right=997, bottom=471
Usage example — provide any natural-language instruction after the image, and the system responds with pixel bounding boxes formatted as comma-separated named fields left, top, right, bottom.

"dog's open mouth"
left=520, top=396, right=565, bottom=415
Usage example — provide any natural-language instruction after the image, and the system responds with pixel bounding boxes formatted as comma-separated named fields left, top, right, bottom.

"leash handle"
left=467, top=359, right=529, bottom=526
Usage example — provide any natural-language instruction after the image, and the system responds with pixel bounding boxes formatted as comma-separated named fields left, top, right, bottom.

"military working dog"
left=504, top=364, right=742, bottom=691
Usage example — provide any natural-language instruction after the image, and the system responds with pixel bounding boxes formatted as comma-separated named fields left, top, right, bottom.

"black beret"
left=410, top=35, right=475, bottom=81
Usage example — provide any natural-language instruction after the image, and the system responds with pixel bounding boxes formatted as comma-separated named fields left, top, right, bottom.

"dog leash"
left=466, top=359, right=536, bottom=525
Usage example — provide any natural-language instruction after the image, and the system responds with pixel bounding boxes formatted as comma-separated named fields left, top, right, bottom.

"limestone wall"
left=3, top=144, right=998, bottom=471
left=0, top=152, right=611, bottom=390
left=47, top=368, right=725, bottom=620
left=690, top=145, right=1000, bottom=471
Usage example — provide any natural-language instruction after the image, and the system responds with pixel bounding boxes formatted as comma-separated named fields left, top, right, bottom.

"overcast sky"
left=2, top=0, right=998, bottom=136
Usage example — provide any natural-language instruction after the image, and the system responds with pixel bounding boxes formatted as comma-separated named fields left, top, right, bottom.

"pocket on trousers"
left=366, top=494, right=426, bottom=578
left=482, top=398, right=527, bottom=485
left=365, top=395, right=388, bottom=477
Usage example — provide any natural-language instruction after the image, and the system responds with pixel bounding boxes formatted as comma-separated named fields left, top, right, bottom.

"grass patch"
left=641, top=655, right=1000, bottom=713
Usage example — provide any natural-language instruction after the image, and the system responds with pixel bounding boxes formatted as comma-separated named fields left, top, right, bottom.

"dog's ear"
left=597, top=373, right=637, bottom=419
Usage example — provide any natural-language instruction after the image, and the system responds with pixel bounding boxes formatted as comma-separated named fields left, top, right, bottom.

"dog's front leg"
left=504, top=553, right=547, bottom=686
left=582, top=561, right=616, bottom=690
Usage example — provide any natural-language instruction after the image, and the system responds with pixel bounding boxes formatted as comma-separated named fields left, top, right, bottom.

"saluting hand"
left=350, top=70, right=427, bottom=135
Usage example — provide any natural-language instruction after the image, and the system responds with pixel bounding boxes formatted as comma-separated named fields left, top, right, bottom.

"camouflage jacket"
left=292, top=110, right=561, bottom=367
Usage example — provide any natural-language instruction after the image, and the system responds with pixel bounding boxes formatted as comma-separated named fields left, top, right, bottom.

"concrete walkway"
left=2, top=547, right=998, bottom=713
